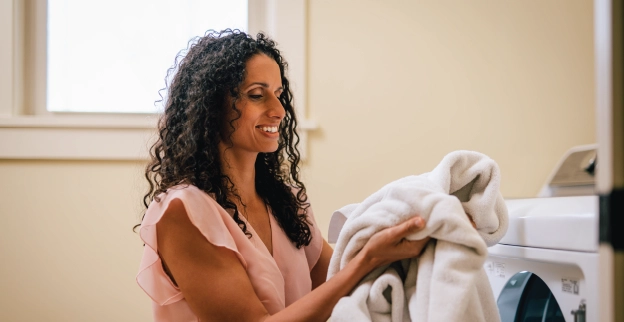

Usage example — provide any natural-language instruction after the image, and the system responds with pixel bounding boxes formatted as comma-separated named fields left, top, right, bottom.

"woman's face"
left=222, top=53, right=285, bottom=155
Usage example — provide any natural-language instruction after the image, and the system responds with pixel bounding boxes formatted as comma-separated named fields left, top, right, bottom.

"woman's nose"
left=268, top=94, right=286, bottom=119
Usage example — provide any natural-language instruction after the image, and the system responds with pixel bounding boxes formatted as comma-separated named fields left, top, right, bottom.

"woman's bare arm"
left=157, top=198, right=428, bottom=322
left=310, top=240, right=333, bottom=290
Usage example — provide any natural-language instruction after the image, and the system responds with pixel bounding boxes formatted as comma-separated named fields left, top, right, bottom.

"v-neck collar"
left=241, top=206, right=275, bottom=258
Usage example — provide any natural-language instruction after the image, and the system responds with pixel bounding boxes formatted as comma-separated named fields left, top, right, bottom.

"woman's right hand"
left=356, top=216, right=431, bottom=270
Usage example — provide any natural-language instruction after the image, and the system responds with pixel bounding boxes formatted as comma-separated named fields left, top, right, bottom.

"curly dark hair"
left=137, top=29, right=312, bottom=248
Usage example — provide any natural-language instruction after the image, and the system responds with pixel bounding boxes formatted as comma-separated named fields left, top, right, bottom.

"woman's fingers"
left=391, top=216, right=426, bottom=241
left=393, top=217, right=429, bottom=257
left=360, top=215, right=431, bottom=268
left=399, top=236, right=432, bottom=257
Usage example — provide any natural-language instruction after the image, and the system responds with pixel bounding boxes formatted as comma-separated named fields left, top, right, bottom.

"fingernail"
left=413, top=217, right=423, bottom=228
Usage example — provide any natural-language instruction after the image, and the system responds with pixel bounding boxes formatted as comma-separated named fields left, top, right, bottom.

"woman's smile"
left=256, top=124, right=280, bottom=137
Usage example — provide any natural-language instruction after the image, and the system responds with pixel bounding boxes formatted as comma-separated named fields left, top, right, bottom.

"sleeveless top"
left=136, top=185, right=323, bottom=321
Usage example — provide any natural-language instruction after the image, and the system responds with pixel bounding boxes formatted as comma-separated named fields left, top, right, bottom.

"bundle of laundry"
left=327, top=150, right=508, bottom=322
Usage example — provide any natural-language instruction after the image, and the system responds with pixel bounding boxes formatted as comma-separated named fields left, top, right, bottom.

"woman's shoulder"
left=156, top=184, right=216, bottom=205
left=162, top=183, right=207, bottom=197
left=142, top=184, right=221, bottom=226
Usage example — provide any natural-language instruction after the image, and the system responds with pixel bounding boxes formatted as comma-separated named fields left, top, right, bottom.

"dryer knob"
left=583, top=156, right=596, bottom=176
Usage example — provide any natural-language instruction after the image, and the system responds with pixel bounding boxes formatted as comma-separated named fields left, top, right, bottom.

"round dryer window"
left=497, top=271, right=565, bottom=322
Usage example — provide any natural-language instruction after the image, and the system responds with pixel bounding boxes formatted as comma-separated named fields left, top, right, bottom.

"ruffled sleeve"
left=136, top=185, right=248, bottom=306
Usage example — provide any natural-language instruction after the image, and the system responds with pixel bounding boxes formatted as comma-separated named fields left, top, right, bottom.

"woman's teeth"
left=261, top=126, right=278, bottom=133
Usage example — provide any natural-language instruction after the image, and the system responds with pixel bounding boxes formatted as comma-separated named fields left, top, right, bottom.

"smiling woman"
left=135, top=29, right=432, bottom=321
left=221, top=54, right=286, bottom=156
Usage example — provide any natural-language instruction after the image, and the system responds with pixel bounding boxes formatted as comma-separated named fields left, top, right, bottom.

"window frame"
left=0, top=0, right=315, bottom=160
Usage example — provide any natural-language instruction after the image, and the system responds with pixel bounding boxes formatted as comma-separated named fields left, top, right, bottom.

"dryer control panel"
left=538, top=144, right=597, bottom=197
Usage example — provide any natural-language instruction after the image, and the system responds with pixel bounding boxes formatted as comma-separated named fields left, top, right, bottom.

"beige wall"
left=0, top=160, right=152, bottom=321
left=304, top=0, right=595, bottom=234
left=0, top=1, right=595, bottom=321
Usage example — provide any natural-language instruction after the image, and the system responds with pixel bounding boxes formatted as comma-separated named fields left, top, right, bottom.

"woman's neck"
left=218, top=143, right=259, bottom=204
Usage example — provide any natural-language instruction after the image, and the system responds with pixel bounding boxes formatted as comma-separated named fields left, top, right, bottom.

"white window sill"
left=0, top=114, right=159, bottom=129
left=0, top=115, right=317, bottom=161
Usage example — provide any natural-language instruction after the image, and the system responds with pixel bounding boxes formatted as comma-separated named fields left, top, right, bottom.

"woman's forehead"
left=242, top=54, right=282, bottom=88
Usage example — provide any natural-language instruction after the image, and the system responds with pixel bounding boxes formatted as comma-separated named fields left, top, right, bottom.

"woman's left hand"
left=357, top=216, right=431, bottom=270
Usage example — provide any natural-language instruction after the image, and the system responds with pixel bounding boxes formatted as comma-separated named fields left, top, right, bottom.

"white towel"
left=328, top=150, right=508, bottom=322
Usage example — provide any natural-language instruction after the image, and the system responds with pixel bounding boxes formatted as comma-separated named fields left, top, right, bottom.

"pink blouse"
left=136, top=185, right=323, bottom=321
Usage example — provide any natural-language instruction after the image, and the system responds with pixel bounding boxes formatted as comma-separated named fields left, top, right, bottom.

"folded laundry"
left=328, top=150, right=508, bottom=322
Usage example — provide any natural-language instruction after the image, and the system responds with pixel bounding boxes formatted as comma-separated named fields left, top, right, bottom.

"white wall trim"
left=0, top=126, right=156, bottom=160
left=0, top=115, right=158, bottom=129
left=0, top=115, right=317, bottom=160
left=0, top=0, right=15, bottom=117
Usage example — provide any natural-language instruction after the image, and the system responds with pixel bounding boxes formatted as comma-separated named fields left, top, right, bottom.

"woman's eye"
left=249, top=94, right=263, bottom=100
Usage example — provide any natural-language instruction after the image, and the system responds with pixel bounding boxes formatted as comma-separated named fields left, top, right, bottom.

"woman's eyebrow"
left=244, top=82, right=283, bottom=91
left=244, top=82, right=269, bottom=89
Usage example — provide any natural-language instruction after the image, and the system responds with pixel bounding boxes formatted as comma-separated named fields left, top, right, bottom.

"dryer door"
left=497, top=271, right=566, bottom=322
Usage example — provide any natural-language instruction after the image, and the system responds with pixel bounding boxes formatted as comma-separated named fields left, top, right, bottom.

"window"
left=47, top=0, right=247, bottom=113
left=0, top=0, right=315, bottom=160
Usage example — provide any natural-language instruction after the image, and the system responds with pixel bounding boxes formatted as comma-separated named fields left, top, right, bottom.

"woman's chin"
left=260, top=144, right=280, bottom=154
left=262, top=148, right=279, bottom=154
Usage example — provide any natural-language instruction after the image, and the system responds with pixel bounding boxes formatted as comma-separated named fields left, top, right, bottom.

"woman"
left=136, top=29, right=430, bottom=321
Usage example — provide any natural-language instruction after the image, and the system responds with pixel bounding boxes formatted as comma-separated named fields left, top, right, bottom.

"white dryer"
left=486, top=145, right=599, bottom=322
